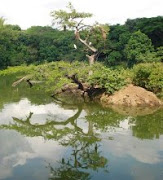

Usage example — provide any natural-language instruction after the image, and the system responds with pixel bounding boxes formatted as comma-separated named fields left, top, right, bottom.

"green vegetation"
left=133, top=63, right=163, bottom=96
left=0, top=4, right=163, bottom=179
left=124, top=30, right=155, bottom=66
left=51, top=2, right=109, bottom=65
left=0, top=103, right=112, bottom=178
left=0, top=65, right=34, bottom=76
left=0, top=3, right=163, bottom=98
left=0, top=61, right=162, bottom=98
left=0, top=61, right=126, bottom=94
left=0, top=15, right=162, bottom=69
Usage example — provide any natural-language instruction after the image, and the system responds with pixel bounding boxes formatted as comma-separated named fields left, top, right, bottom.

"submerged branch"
left=12, top=75, right=43, bottom=88
left=12, top=75, right=32, bottom=87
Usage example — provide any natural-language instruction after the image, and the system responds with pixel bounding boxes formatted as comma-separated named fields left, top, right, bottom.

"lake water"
left=0, top=75, right=163, bottom=180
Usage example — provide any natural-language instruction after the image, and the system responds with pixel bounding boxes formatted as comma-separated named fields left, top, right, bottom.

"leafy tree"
left=0, top=19, right=20, bottom=68
left=104, top=24, right=131, bottom=66
left=125, top=16, right=163, bottom=47
left=5, top=24, right=21, bottom=31
left=51, top=2, right=109, bottom=65
left=124, top=30, right=155, bottom=66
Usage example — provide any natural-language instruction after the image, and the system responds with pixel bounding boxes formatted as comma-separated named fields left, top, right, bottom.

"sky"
left=0, top=0, right=162, bottom=29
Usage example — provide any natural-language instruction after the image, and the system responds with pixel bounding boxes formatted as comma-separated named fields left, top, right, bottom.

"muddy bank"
left=54, top=83, right=163, bottom=116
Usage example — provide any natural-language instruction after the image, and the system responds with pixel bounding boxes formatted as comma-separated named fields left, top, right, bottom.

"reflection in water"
left=0, top=104, right=109, bottom=179
left=0, top=75, right=163, bottom=180
left=0, top=130, right=34, bottom=179
left=0, top=99, right=163, bottom=179
left=48, top=143, right=107, bottom=180
left=109, top=104, right=161, bottom=116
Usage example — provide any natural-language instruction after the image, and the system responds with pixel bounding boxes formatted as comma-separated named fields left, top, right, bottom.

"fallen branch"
left=12, top=75, right=32, bottom=87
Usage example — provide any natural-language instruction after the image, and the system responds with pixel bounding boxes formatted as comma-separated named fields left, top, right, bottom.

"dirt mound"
left=101, top=84, right=162, bottom=107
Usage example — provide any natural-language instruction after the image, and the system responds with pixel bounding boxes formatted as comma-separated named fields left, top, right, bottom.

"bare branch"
left=78, top=36, right=97, bottom=53
left=76, top=19, right=83, bottom=30
left=78, top=24, right=92, bottom=31
left=12, top=75, right=31, bottom=87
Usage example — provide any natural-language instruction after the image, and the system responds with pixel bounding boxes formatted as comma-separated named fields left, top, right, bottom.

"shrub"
left=0, top=65, right=35, bottom=76
left=133, top=63, right=163, bottom=95
left=88, top=64, right=127, bottom=94
left=0, top=61, right=133, bottom=95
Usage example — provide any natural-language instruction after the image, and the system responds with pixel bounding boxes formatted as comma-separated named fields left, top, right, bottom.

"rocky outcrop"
left=101, top=84, right=162, bottom=107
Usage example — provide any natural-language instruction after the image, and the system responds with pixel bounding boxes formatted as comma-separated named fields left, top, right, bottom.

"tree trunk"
left=86, top=54, right=97, bottom=75
left=74, top=29, right=98, bottom=67
left=86, top=54, right=96, bottom=66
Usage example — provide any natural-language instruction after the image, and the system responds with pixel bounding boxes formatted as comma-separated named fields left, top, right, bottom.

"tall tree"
left=51, top=2, right=109, bottom=65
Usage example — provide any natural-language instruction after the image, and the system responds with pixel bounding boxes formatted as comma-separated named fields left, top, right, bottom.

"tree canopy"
left=0, top=14, right=162, bottom=69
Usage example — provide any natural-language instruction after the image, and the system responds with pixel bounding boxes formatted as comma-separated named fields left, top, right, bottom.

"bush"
left=88, top=63, right=127, bottom=94
left=0, top=65, right=35, bottom=76
left=133, top=63, right=163, bottom=95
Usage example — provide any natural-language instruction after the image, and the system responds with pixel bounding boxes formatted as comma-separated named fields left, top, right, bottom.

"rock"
left=101, top=84, right=162, bottom=107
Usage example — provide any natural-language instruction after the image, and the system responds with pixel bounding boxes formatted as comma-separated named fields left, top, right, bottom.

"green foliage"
left=1, top=61, right=128, bottom=95
left=86, top=23, right=110, bottom=51
left=0, top=65, right=35, bottom=76
left=1, top=60, right=162, bottom=98
left=156, top=46, right=163, bottom=62
left=0, top=16, right=162, bottom=69
left=32, top=61, right=127, bottom=94
left=0, top=25, right=19, bottom=68
left=104, top=24, right=131, bottom=66
left=51, top=2, right=92, bottom=30
left=133, top=63, right=163, bottom=95
left=88, top=64, right=127, bottom=93
left=124, top=30, right=155, bottom=66
left=125, top=16, right=163, bottom=47
left=51, top=2, right=109, bottom=60
left=105, top=51, right=123, bottom=66
left=32, top=61, right=91, bottom=93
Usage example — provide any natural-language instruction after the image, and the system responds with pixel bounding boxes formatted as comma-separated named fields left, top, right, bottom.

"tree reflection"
left=1, top=98, right=162, bottom=178
left=47, top=143, right=107, bottom=180
left=131, top=108, right=163, bottom=139
left=0, top=103, right=110, bottom=178
left=48, top=163, right=90, bottom=180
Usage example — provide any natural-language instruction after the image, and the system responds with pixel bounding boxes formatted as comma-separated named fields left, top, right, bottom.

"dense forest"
left=0, top=16, right=163, bottom=69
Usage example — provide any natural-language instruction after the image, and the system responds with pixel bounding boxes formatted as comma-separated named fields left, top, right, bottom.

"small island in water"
left=0, top=2, right=163, bottom=180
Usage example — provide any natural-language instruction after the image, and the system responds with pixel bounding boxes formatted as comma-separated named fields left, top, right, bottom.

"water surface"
left=0, top=75, right=163, bottom=180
